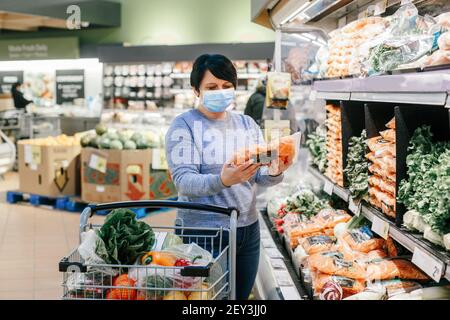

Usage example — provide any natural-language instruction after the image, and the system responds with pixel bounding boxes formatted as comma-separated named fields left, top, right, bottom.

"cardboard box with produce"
left=80, top=124, right=176, bottom=203
left=18, top=135, right=81, bottom=197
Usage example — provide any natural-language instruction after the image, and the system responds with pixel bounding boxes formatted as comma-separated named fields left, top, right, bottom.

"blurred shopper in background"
left=244, top=79, right=266, bottom=126
left=11, top=82, right=32, bottom=110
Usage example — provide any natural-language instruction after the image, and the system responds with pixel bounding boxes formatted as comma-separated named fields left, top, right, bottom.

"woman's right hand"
left=220, top=160, right=261, bottom=187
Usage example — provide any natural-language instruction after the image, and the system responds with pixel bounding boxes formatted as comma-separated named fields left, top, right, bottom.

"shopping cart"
left=59, top=200, right=239, bottom=300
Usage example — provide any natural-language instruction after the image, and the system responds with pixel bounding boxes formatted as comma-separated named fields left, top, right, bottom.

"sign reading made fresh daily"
left=0, top=71, right=24, bottom=94
left=0, top=37, right=79, bottom=61
left=56, top=69, right=85, bottom=105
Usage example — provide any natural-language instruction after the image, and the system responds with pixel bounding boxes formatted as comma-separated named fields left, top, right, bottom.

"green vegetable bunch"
left=95, top=209, right=155, bottom=265
left=398, top=126, right=450, bottom=234
left=344, top=130, right=369, bottom=200
left=284, top=189, right=330, bottom=218
left=306, top=129, right=327, bottom=173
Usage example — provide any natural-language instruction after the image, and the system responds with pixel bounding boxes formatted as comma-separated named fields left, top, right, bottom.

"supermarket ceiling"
left=0, top=0, right=121, bottom=32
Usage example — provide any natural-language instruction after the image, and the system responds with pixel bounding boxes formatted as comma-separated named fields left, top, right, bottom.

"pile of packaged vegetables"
left=422, top=13, right=450, bottom=67
left=366, top=117, right=397, bottom=218
left=70, top=209, right=222, bottom=300
left=325, top=104, right=344, bottom=187
left=318, top=1, right=450, bottom=78
left=292, top=214, right=448, bottom=300
left=398, top=126, right=450, bottom=251
left=323, top=17, right=388, bottom=78
left=273, top=189, right=330, bottom=236
left=344, top=130, right=369, bottom=200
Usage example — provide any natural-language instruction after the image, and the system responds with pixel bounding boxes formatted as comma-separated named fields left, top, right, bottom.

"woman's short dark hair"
left=190, top=54, right=237, bottom=91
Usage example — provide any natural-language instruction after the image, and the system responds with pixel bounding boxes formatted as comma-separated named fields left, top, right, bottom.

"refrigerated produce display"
left=251, top=0, right=450, bottom=301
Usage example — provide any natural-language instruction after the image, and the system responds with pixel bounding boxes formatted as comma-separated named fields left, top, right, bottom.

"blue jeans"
left=176, top=221, right=260, bottom=300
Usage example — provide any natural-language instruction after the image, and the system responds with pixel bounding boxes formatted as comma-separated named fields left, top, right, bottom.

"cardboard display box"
left=18, top=141, right=81, bottom=197
left=81, top=147, right=153, bottom=203
left=149, top=169, right=177, bottom=200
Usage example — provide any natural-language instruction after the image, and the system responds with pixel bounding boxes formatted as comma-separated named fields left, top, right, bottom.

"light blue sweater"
left=165, top=109, right=284, bottom=228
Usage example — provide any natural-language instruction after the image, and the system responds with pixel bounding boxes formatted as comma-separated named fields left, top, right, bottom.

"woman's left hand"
left=268, top=158, right=293, bottom=177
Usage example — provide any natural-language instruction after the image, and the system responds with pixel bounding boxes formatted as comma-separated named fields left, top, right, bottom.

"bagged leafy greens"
left=344, top=130, right=368, bottom=199
left=95, top=209, right=155, bottom=265
left=398, top=126, right=450, bottom=236
left=306, top=127, right=327, bottom=173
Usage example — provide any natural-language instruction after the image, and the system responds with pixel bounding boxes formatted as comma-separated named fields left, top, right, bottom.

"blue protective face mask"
left=201, top=88, right=235, bottom=113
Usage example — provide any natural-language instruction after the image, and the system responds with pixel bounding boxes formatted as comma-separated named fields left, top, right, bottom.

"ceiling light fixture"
left=280, top=1, right=312, bottom=25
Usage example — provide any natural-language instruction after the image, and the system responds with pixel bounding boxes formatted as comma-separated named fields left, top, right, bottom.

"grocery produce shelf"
left=312, top=69, right=450, bottom=106
left=307, top=165, right=450, bottom=282
left=258, top=210, right=309, bottom=300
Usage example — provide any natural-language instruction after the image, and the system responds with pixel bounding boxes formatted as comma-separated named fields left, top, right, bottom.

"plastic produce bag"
left=367, top=136, right=396, bottom=157
left=436, top=12, right=450, bottom=29
left=78, top=230, right=119, bottom=276
left=313, top=272, right=365, bottom=298
left=308, top=251, right=366, bottom=280
left=66, top=270, right=114, bottom=299
left=438, top=32, right=450, bottom=50
left=342, top=226, right=385, bottom=253
left=367, top=279, right=421, bottom=299
left=422, top=50, right=450, bottom=67
left=128, top=243, right=221, bottom=299
left=299, top=235, right=337, bottom=255
left=366, top=258, right=429, bottom=281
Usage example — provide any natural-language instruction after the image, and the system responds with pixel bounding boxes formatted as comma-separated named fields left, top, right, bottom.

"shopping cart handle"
left=88, top=200, right=239, bottom=218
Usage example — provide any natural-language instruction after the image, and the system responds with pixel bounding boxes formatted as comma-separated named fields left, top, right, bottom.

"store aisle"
left=0, top=174, right=176, bottom=300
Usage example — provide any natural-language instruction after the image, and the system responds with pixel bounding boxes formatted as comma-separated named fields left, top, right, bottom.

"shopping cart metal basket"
left=59, top=200, right=239, bottom=300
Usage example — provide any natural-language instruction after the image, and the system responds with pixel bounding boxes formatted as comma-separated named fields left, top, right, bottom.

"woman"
left=11, top=82, right=32, bottom=110
left=165, top=54, right=292, bottom=300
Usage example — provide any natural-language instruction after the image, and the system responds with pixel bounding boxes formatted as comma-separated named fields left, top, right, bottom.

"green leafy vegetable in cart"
left=95, top=209, right=155, bottom=265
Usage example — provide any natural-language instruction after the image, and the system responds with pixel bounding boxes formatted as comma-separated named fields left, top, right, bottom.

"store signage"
left=323, top=180, right=334, bottom=196
left=348, top=198, right=361, bottom=216
left=412, top=247, right=444, bottom=283
left=56, top=69, right=85, bottom=105
left=371, top=215, right=390, bottom=240
left=0, top=37, right=79, bottom=61
left=89, top=154, right=107, bottom=174
left=0, top=71, right=23, bottom=94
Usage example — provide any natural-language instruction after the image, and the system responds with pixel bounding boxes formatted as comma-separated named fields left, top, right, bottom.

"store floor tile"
left=0, top=172, right=177, bottom=300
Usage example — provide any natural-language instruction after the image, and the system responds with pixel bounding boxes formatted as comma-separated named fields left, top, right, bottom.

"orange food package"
left=367, top=136, right=396, bottom=157
left=312, top=272, right=366, bottom=298
left=308, top=251, right=367, bottom=279
left=380, top=129, right=396, bottom=143
left=315, top=209, right=352, bottom=229
left=369, top=186, right=396, bottom=212
left=342, top=226, right=386, bottom=253
left=289, top=220, right=324, bottom=248
left=366, top=258, right=429, bottom=281
left=385, top=117, right=396, bottom=129
left=299, top=235, right=337, bottom=255
left=230, top=133, right=298, bottom=166
left=369, top=175, right=396, bottom=195
left=368, top=164, right=396, bottom=183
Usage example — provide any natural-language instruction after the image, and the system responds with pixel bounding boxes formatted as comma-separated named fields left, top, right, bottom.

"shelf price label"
left=323, top=180, right=334, bottom=196
left=412, top=247, right=444, bottom=283
left=348, top=198, right=361, bottom=216
left=371, top=215, right=389, bottom=240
